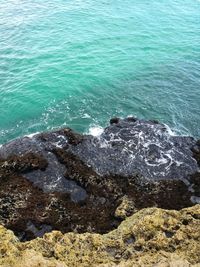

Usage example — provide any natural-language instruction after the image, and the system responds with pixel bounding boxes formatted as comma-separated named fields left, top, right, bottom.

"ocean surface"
left=0, top=0, right=200, bottom=145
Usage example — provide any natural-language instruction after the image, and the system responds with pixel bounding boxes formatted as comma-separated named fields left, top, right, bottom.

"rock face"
left=0, top=117, right=199, bottom=240
left=0, top=205, right=200, bottom=267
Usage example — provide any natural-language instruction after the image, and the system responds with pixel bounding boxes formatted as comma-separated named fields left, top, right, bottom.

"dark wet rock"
left=0, top=118, right=199, bottom=240
left=0, top=152, right=48, bottom=178
left=110, top=117, right=120, bottom=124
left=71, top=120, right=198, bottom=180
left=192, top=141, right=200, bottom=165
left=0, top=172, right=118, bottom=241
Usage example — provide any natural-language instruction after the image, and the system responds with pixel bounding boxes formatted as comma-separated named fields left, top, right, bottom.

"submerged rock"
left=0, top=118, right=199, bottom=240
left=0, top=205, right=199, bottom=266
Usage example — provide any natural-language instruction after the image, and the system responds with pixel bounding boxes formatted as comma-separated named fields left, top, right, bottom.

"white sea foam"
left=163, top=124, right=177, bottom=136
left=82, top=113, right=91, bottom=119
left=25, top=132, right=40, bottom=138
left=88, top=126, right=104, bottom=137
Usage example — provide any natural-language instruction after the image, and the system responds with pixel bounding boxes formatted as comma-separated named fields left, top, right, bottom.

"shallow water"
left=0, top=0, right=200, bottom=144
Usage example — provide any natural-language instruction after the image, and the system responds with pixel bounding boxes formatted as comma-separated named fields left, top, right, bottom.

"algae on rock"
left=1, top=118, right=200, bottom=240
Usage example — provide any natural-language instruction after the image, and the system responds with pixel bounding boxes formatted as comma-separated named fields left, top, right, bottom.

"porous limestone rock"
left=0, top=205, right=199, bottom=267
left=114, top=196, right=137, bottom=219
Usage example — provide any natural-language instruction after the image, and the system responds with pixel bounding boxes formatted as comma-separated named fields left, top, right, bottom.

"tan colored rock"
left=0, top=205, right=200, bottom=267
left=114, top=196, right=137, bottom=219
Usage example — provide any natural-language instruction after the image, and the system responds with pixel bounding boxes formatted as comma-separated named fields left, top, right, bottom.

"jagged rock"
left=114, top=196, right=137, bottom=219
left=0, top=118, right=199, bottom=240
left=0, top=205, right=199, bottom=267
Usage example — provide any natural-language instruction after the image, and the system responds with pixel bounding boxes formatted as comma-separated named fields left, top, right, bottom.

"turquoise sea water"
left=0, top=0, right=200, bottom=144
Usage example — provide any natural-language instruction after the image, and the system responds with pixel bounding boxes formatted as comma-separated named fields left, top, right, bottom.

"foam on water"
left=25, top=132, right=40, bottom=138
left=88, top=126, right=104, bottom=137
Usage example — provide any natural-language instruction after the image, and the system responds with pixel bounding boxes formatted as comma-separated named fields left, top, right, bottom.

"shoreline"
left=0, top=117, right=199, bottom=266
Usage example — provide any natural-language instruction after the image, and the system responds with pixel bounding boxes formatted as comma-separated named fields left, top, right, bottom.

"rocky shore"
left=0, top=205, right=200, bottom=266
left=0, top=117, right=199, bottom=266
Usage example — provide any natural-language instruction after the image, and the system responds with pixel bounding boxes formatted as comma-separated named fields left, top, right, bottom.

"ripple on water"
left=0, top=0, right=200, bottom=143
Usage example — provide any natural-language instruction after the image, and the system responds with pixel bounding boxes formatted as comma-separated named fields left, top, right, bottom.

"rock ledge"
left=0, top=205, right=200, bottom=267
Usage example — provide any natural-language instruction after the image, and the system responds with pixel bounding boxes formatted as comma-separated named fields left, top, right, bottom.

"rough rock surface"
left=0, top=118, right=200, bottom=240
left=0, top=205, right=200, bottom=267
